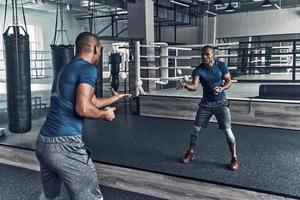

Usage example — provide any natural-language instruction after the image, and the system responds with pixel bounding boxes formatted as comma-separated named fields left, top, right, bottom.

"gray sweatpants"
left=190, top=98, right=236, bottom=147
left=35, top=134, right=103, bottom=200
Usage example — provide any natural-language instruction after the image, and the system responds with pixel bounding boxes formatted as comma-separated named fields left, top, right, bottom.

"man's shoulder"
left=193, top=64, right=203, bottom=74
left=196, top=63, right=205, bottom=70
left=214, top=60, right=227, bottom=69
left=215, top=60, right=225, bottom=66
left=70, top=57, right=95, bottom=68
left=72, top=59, right=96, bottom=73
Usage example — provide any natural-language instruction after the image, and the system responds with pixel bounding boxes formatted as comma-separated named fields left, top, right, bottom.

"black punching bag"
left=3, top=26, right=31, bottom=133
left=50, top=44, right=74, bottom=79
left=109, top=53, right=122, bottom=91
left=50, top=3, right=74, bottom=79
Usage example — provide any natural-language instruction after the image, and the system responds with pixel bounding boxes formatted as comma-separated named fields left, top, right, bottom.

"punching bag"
left=51, top=44, right=74, bottom=79
left=51, top=3, right=74, bottom=80
left=3, top=26, right=31, bottom=133
left=109, top=53, right=122, bottom=91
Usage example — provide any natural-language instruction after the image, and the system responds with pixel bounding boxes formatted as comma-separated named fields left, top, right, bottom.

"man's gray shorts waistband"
left=37, top=134, right=83, bottom=144
left=199, top=97, right=228, bottom=107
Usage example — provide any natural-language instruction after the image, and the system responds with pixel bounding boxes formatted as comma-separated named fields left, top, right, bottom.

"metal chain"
left=60, top=1, right=64, bottom=44
left=15, top=0, right=18, bottom=26
left=11, top=0, right=15, bottom=26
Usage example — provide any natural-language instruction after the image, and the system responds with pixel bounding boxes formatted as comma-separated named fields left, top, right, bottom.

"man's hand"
left=213, top=86, right=223, bottom=95
left=110, top=88, right=132, bottom=99
left=177, top=80, right=188, bottom=90
left=103, top=107, right=116, bottom=121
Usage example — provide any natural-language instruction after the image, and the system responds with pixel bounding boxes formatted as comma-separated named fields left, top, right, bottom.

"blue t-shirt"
left=192, top=60, right=229, bottom=101
left=40, top=57, right=97, bottom=137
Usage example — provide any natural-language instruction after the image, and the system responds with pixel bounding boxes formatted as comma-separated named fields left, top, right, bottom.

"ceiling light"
left=225, top=2, right=235, bottom=12
left=117, top=10, right=128, bottom=14
left=169, top=0, right=190, bottom=7
left=261, top=0, right=272, bottom=7
left=213, top=0, right=224, bottom=7
left=206, top=10, right=218, bottom=16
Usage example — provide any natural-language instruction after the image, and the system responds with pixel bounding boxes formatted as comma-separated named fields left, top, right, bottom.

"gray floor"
left=0, top=116, right=44, bottom=149
left=1, top=113, right=300, bottom=199
left=82, top=114, right=300, bottom=199
left=0, top=162, right=164, bottom=200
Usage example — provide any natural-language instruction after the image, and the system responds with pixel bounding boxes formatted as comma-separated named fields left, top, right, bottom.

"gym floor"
left=0, top=162, right=163, bottom=200
left=0, top=111, right=299, bottom=199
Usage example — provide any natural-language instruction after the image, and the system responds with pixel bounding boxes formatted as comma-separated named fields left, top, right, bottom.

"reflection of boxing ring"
left=134, top=41, right=239, bottom=96
left=134, top=40, right=300, bottom=95
left=135, top=41, right=193, bottom=95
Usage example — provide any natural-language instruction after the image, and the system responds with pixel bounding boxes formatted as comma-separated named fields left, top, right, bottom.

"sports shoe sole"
left=181, top=156, right=195, bottom=164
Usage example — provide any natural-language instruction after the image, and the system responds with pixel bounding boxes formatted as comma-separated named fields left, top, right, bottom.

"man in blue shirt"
left=36, top=32, right=131, bottom=200
left=178, top=45, right=239, bottom=171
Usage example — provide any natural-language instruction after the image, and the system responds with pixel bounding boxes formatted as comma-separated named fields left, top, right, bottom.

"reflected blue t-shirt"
left=40, top=57, right=97, bottom=137
left=192, top=60, right=229, bottom=101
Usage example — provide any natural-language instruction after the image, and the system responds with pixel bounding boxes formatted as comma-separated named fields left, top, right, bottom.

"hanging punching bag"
left=51, top=3, right=74, bottom=80
left=3, top=26, right=31, bottom=133
left=51, top=44, right=74, bottom=79
left=109, top=53, right=122, bottom=91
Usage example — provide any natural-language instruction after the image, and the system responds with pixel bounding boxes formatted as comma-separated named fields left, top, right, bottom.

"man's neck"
left=77, top=54, right=94, bottom=64
left=205, top=60, right=214, bottom=68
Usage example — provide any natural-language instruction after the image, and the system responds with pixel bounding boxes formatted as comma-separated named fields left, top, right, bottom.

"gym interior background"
left=0, top=0, right=300, bottom=199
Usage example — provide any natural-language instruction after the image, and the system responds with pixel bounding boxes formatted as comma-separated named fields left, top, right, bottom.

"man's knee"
left=190, top=125, right=202, bottom=144
left=191, top=125, right=202, bottom=135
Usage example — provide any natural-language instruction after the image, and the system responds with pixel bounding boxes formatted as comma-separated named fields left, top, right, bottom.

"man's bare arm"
left=177, top=76, right=200, bottom=91
left=75, top=83, right=115, bottom=120
left=91, top=88, right=132, bottom=109
left=213, top=73, right=232, bottom=94
left=221, top=73, right=232, bottom=91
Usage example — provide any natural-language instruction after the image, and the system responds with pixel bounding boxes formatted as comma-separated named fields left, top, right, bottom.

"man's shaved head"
left=201, top=45, right=215, bottom=54
left=75, top=32, right=101, bottom=54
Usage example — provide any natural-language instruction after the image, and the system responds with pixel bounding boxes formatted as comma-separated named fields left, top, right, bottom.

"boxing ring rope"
left=173, top=42, right=239, bottom=48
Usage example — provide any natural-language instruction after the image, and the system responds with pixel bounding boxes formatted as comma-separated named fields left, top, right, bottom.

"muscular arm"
left=221, top=73, right=232, bottom=91
left=91, top=95, right=119, bottom=109
left=213, top=73, right=232, bottom=94
left=91, top=88, right=132, bottom=109
left=178, top=76, right=200, bottom=91
left=75, top=83, right=114, bottom=120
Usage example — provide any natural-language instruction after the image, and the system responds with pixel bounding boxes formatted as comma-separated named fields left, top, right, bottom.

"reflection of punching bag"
left=3, top=26, right=31, bottom=133
left=51, top=3, right=74, bottom=79
left=109, top=53, right=122, bottom=91
left=51, top=44, right=74, bottom=79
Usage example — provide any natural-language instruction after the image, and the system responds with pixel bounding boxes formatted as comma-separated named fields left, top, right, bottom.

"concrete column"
left=199, top=16, right=216, bottom=44
left=128, top=0, right=156, bottom=96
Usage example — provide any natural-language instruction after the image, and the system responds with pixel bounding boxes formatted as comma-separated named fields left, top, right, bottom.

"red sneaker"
left=181, top=151, right=195, bottom=163
left=231, top=157, right=239, bottom=170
